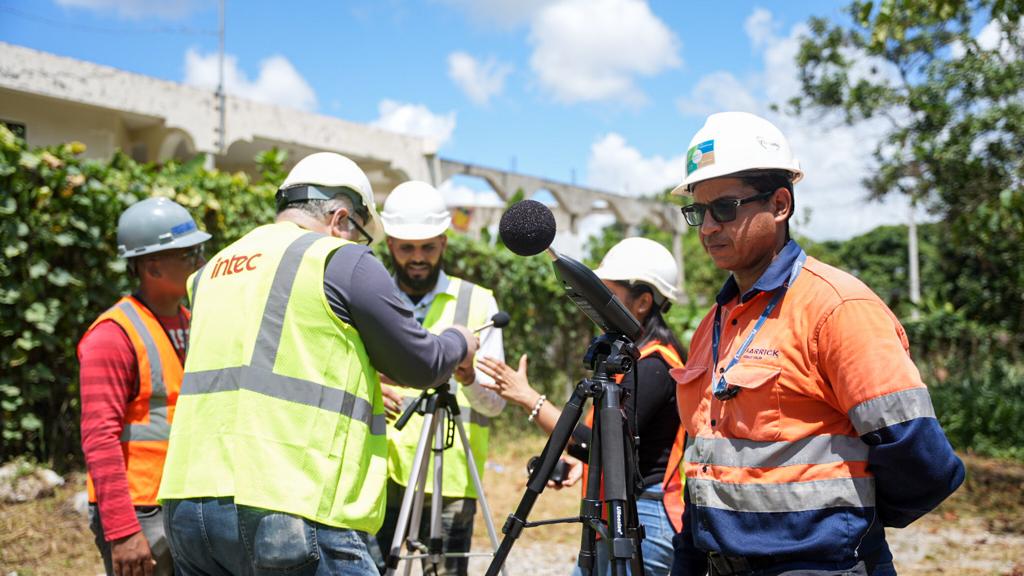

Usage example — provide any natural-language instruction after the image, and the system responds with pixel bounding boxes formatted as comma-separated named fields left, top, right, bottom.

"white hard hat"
left=381, top=181, right=451, bottom=240
left=594, top=237, right=682, bottom=305
left=671, top=111, right=803, bottom=195
left=277, top=152, right=383, bottom=244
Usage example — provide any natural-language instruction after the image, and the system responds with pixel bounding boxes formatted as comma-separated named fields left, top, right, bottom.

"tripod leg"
left=578, top=401, right=602, bottom=576
left=598, top=382, right=632, bottom=576
left=455, top=416, right=510, bottom=576
left=386, top=412, right=436, bottom=576
left=405, top=425, right=434, bottom=576
left=484, top=382, right=590, bottom=576
left=426, top=410, right=446, bottom=575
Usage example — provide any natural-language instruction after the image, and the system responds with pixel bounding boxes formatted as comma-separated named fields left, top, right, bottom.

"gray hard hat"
left=117, top=197, right=211, bottom=258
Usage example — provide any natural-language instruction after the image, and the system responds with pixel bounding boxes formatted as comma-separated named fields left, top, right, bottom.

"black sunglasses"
left=680, top=190, right=775, bottom=226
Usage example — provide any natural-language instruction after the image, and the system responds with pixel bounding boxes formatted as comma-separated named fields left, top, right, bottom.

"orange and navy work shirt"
left=671, top=240, right=964, bottom=572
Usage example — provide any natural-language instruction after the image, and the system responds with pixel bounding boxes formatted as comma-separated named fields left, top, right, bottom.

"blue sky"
left=0, top=0, right=916, bottom=240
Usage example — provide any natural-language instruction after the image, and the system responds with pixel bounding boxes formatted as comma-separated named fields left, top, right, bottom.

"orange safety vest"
left=81, top=296, right=185, bottom=506
left=581, top=341, right=687, bottom=533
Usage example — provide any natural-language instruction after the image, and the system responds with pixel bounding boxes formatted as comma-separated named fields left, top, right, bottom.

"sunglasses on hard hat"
left=680, top=190, right=775, bottom=226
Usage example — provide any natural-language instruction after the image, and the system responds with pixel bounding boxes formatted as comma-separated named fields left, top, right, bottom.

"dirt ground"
left=1, top=438, right=1022, bottom=575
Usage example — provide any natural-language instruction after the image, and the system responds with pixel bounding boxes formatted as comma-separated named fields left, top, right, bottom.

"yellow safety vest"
left=387, top=276, right=495, bottom=499
left=158, top=222, right=387, bottom=533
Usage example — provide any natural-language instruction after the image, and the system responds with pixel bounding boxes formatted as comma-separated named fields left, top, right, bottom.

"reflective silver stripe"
left=397, top=395, right=489, bottom=427
left=684, top=435, right=869, bottom=468
left=183, top=367, right=387, bottom=435
left=189, top=264, right=205, bottom=310
left=848, top=387, right=936, bottom=435
left=122, top=406, right=170, bottom=441
left=453, top=279, right=474, bottom=326
left=117, top=301, right=171, bottom=442
left=688, top=476, right=876, bottom=513
left=251, top=232, right=322, bottom=371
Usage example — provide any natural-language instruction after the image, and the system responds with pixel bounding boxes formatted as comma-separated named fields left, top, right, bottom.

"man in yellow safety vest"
left=374, top=180, right=506, bottom=576
left=158, top=153, right=478, bottom=576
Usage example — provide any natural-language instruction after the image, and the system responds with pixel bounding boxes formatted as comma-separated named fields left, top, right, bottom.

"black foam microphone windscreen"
left=499, top=200, right=557, bottom=256
left=491, top=311, right=511, bottom=328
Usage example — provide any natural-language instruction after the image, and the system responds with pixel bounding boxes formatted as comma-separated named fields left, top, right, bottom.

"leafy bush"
left=1, top=127, right=277, bottom=469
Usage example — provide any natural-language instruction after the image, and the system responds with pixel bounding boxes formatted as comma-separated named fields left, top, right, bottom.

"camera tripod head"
left=584, top=332, right=640, bottom=379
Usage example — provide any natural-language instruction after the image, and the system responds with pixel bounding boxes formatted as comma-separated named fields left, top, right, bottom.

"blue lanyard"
left=711, top=251, right=806, bottom=400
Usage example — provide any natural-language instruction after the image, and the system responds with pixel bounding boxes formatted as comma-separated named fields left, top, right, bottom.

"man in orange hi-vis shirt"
left=668, top=112, right=964, bottom=576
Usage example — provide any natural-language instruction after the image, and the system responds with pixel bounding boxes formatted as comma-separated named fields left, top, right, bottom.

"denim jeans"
left=89, top=504, right=174, bottom=576
left=575, top=483, right=676, bottom=576
left=372, top=480, right=476, bottom=576
left=163, top=497, right=378, bottom=576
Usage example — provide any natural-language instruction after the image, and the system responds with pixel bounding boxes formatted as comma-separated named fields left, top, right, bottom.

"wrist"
left=528, top=394, right=547, bottom=423
left=517, top=390, right=541, bottom=410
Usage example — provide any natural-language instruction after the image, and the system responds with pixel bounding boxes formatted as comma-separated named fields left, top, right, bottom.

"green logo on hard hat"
left=686, top=140, right=715, bottom=175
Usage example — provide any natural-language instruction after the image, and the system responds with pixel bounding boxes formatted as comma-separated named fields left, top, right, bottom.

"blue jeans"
left=163, top=497, right=378, bottom=576
left=576, top=484, right=676, bottom=576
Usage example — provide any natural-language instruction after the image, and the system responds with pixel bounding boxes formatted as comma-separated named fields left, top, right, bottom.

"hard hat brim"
left=383, top=220, right=451, bottom=241
left=119, top=230, right=211, bottom=258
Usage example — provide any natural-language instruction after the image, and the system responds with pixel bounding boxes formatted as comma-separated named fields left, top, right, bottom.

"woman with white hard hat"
left=479, top=237, right=687, bottom=576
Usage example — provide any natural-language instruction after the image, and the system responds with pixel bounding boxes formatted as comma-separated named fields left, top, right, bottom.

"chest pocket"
left=671, top=365, right=707, bottom=435
left=717, top=364, right=782, bottom=442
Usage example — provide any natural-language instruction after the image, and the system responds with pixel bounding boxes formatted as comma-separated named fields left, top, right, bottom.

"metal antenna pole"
left=216, top=0, right=226, bottom=154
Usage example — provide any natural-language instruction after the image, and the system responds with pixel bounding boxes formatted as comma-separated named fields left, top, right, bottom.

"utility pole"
left=908, top=199, right=921, bottom=320
left=216, top=0, right=226, bottom=154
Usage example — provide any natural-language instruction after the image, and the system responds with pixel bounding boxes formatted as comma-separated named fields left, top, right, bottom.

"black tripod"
left=485, top=332, right=646, bottom=576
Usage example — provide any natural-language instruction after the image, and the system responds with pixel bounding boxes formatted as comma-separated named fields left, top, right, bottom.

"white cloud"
left=951, top=17, right=1023, bottom=60
left=438, top=179, right=504, bottom=207
left=586, top=133, right=684, bottom=197
left=676, top=71, right=761, bottom=117
left=448, top=52, right=512, bottom=106
left=437, top=0, right=549, bottom=28
left=529, top=0, right=681, bottom=104
left=55, top=0, right=198, bottom=19
left=671, top=9, right=908, bottom=240
left=183, top=49, right=317, bottom=112
left=372, top=100, right=457, bottom=148
left=744, top=8, right=776, bottom=51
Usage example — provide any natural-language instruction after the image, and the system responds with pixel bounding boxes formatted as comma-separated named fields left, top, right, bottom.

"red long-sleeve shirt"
left=78, top=312, right=187, bottom=541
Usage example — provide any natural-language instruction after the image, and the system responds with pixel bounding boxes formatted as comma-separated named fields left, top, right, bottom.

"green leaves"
left=793, top=0, right=1024, bottom=458
left=0, top=123, right=280, bottom=470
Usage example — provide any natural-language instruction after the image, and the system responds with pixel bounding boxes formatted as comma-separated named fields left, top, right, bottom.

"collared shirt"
left=671, top=240, right=963, bottom=572
left=394, top=270, right=506, bottom=417
left=716, top=239, right=804, bottom=306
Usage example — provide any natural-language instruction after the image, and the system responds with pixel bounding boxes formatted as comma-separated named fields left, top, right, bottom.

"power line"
left=0, top=6, right=217, bottom=36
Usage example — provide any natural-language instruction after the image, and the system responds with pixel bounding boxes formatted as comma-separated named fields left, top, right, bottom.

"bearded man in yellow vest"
left=158, top=153, right=479, bottom=576
left=79, top=197, right=210, bottom=576
left=374, top=181, right=506, bottom=576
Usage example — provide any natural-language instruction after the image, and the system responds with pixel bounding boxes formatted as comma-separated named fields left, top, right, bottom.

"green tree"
left=791, top=0, right=1024, bottom=333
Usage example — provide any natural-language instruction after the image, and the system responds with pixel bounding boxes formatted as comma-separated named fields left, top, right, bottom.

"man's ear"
left=328, top=207, right=351, bottom=238
left=773, top=187, right=793, bottom=223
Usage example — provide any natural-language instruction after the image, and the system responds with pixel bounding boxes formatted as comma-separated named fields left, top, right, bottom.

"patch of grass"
left=473, top=431, right=583, bottom=549
left=0, top=472, right=102, bottom=576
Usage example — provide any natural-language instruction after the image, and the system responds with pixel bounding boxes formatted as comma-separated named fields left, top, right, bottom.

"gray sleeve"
left=323, top=244, right=468, bottom=389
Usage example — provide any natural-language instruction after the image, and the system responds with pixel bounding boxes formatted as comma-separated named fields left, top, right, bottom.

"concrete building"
left=0, top=42, right=686, bottom=273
